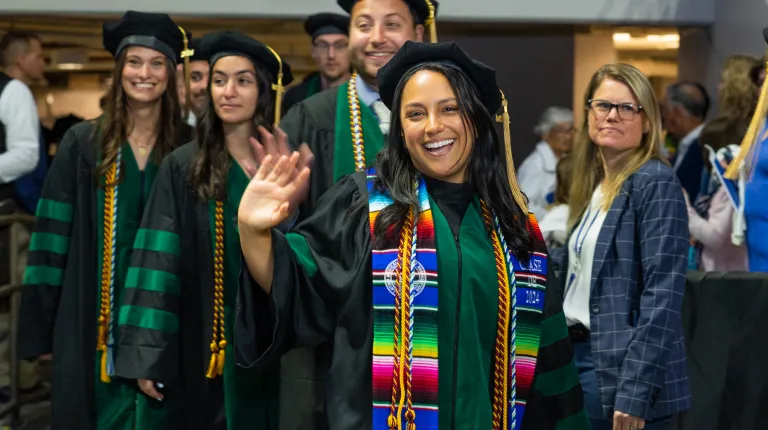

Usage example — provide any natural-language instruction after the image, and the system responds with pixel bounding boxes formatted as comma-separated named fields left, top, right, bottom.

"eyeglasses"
left=313, top=41, right=349, bottom=53
left=586, top=99, right=643, bottom=121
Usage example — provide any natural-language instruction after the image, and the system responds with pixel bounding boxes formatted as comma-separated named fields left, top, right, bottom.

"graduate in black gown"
left=114, top=31, right=294, bottom=430
left=279, top=3, right=439, bottom=427
left=235, top=41, right=590, bottom=430
left=18, top=11, right=191, bottom=430
left=282, top=12, right=351, bottom=116
left=281, top=0, right=439, bottom=219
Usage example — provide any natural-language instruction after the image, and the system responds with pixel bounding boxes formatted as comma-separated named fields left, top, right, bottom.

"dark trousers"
left=572, top=340, right=671, bottom=430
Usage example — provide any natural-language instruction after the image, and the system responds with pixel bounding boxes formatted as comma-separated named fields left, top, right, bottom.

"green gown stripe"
left=118, top=304, right=179, bottom=333
left=538, top=311, right=569, bottom=348
left=35, top=198, right=73, bottom=222
left=532, top=359, right=581, bottom=397
left=286, top=233, right=318, bottom=277
left=124, top=267, right=181, bottom=295
left=22, top=266, right=63, bottom=286
left=134, top=228, right=180, bottom=255
left=556, top=411, right=594, bottom=430
left=29, top=232, right=70, bottom=255
left=332, top=80, right=386, bottom=182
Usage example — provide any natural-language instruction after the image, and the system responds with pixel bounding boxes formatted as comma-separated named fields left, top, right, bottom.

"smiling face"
left=587, top=78, right=648, bottom=158
left=210, top=55, right=259, bottom=125
left=188, top=60, right=210, bottom=111
left=400, top=69, right=473, bottom=183
left=349, top=0, right=423, bottom=86
left=121, top=46, right=169, bottom=104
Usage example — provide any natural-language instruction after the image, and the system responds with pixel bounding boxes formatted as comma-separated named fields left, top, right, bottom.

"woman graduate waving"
left=115, top=31, right=293, bottom=430
left=18, top=11, right=189, bottom=430
left=236, top=41, right=589, bottom=430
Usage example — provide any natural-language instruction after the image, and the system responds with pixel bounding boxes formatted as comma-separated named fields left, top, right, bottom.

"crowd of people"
left=0, top=0, right=766, bottom=429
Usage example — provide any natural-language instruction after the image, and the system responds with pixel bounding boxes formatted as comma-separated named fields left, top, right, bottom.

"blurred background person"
left=517, top=106, right=574, bottom=219
left=282, top=12, right=350, bottom=115
left=175, top=35, right=209, bottom=126
left=661, top=81, right=710, bottom=201
left=686, top=144, right=748, bottom=271
left=539, top=154, right=572, bottom=249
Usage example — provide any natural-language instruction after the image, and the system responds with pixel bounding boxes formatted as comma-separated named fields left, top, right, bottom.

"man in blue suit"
left=661, top=81, right=710, bottom=200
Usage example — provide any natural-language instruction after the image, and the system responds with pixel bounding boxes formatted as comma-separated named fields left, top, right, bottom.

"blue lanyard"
left=565, top=205, right=601, bottom=296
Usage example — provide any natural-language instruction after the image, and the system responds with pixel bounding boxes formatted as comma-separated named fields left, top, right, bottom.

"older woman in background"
left=517, top=106, right=574, bottom=219
left=561, top=63, right=691, bottom=430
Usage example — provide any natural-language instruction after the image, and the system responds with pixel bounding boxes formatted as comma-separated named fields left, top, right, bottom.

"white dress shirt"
left=563, top=186, right=608, bottom=330
left=0, top=79, right=40, bottom=183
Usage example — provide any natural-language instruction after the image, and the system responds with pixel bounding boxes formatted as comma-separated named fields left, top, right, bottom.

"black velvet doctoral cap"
left=102, top=11, right=184, bottom=64
left=377, top=41, right=500, bottom=113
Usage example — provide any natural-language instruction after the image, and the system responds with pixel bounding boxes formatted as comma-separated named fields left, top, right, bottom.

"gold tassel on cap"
left=265, top=45, right=285, bottom=126
left=495, top=90, right=529, bottom=214
left=725, top=57, right=768, bottom=180
left=424, top=0, right=437, bottom=43
left=178, top=26, right=194, bottom=123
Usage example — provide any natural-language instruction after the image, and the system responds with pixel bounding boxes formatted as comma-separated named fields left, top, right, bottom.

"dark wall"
left=441, top=32, right=575, bottom=164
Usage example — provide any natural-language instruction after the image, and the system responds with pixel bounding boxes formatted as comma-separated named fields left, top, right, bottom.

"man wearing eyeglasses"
left=282, top=13, right=351, bottom=115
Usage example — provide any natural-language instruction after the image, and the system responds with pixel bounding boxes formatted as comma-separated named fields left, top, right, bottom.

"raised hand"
left=238, top=152, right=310, bottom=234
left=247, top=126, right=314, bottom=211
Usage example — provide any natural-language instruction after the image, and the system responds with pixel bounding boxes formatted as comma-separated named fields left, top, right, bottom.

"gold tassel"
left=206, top=201, right=227, bottom=379
left=178, top=26, right=194, bottom=123
left=266, top=46, right=285, bottom=126
left=215, top=341, right=227, bottom=377
left=725, top=57, right=768, bottom=180
left=99, top=345, right=110, bottom=383
left=205, top=343, right=219, bottom=379
left=425, top=0, right=437, bottom=43
left=495, top=90, right=529, bottom=214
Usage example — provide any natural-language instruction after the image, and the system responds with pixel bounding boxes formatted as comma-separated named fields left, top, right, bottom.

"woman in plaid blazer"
left=557, top=63, right=692, bottom=430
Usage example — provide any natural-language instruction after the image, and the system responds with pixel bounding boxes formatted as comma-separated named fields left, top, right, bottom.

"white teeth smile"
left=368, top=52, right=390, bottom=57
left=424, top=139, right=454, bottom=149
left=134, top=83, right=154, bottom=89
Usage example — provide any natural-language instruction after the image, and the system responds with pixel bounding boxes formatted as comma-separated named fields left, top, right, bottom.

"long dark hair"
left=189, top=57, right=276, bottom=201
left=95, top=49, right=183, bottom=182
left=372, top=62, right=533, bottom=261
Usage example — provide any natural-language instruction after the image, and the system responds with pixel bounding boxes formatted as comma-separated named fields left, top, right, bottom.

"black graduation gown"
left=18, top=120, right=192, bottom=429
left=279, top=87, right=339, bottom=218
left=236, top=171, right=589, bottom=430
left=282, top=72, right=321, bottom=117
left=114, top=142, right=280, bottom=430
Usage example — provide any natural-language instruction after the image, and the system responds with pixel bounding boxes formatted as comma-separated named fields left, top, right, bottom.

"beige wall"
left=32, top=73, right=106, bottom=128
left=573, top=33, right=617, bottom=125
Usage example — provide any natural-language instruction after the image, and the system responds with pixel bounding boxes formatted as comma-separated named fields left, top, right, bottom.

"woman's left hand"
left=613, top=411, right=645, bottom=430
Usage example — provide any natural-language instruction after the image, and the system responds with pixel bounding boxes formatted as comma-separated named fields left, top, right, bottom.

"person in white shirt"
left=517, top=106, right=574, bottom=219
left=0, top=29, right=46, bottom=399
left=0, top=31, right=44, bottom=187
left=661, top=81, right=710, bottom=199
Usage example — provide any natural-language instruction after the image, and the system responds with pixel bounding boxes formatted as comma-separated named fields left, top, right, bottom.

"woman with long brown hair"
left=234, top=41, right=589, bottom=430
left=563, top=63, right=690, bottom=430
left=114, top=31, right=292, bottom=430
left=17, top=11, right=190, bottom=430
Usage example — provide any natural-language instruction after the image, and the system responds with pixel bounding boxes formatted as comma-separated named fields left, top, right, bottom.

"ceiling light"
left=613, top=32, right=631, bottom=42
left=57, top=63, right=84, bottom=70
